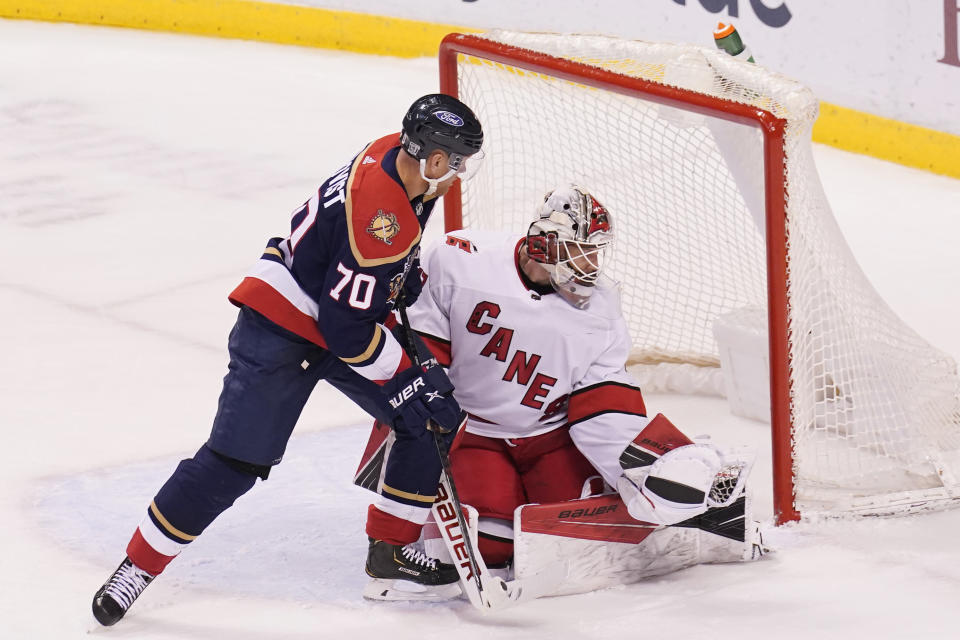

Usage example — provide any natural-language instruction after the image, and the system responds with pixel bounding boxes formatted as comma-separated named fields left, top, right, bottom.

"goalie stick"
left=395, top=294, right=563, bottom=610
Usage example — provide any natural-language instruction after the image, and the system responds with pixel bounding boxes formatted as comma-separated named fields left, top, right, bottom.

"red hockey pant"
left=448, top=427, right=598, bottom=565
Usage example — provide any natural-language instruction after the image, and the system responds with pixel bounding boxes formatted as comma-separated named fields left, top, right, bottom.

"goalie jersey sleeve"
left=566, top=318, right=653, bottom=489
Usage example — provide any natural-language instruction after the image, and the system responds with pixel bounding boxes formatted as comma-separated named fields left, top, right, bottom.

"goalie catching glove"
left=615, top=413, right=750, bottom=526
left=617, top=443, right=724, bottom=525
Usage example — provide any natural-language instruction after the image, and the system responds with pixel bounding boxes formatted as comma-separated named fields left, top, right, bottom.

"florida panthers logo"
left=367, top=210, right=400, bottom=245
left=385, top=246, right=421, bottom=309
left=386, top=272, right=404, bottom=306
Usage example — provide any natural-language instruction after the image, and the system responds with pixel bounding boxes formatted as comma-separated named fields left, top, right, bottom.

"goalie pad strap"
left=477, top=531, right=514, bottom=566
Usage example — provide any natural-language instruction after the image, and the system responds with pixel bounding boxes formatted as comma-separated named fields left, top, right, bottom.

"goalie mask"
left=525, top=185, right=614, bottom=308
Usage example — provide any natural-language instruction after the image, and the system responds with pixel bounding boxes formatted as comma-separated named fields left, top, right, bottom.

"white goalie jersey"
left=406, top=228, right=650, bottom=490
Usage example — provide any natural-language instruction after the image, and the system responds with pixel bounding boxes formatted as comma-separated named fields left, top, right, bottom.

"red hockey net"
left=439, top=32, right=960, bottom=524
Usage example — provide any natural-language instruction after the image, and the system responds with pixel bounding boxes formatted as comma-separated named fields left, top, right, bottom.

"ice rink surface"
left=2, top=19, right=959, bottom=639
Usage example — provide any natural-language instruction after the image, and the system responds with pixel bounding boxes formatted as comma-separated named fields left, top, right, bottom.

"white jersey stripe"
left=137, top=514, right=187, bottom=558
left=373, top=494, right=431, bottom=524
left=246, top=258, right=320, bottom=320
left=235, top=257, right=403, bottom=381
left=349, top=329, right=404, bottom=381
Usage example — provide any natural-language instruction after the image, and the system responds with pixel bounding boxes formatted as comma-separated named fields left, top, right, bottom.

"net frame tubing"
left=438, top=33, right=799, bottom=524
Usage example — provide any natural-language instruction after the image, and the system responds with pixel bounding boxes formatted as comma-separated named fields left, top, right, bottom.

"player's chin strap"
left=394, top=293, right=563, bottom=611
left=419, top=159, right=457, bottom=197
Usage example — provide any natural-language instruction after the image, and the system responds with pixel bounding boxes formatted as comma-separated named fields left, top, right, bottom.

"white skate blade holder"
left=362, top=578, right=462, bottom=602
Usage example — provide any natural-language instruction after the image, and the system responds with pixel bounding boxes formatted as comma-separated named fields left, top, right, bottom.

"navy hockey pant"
left=149, top=306, right=444, bottom=547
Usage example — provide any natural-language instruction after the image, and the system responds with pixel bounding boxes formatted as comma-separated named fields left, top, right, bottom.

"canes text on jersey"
left=466, top=301, right=558, bottom=411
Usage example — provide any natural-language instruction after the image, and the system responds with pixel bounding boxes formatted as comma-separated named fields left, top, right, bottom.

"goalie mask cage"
left=439, top=31, right=960, bottom=524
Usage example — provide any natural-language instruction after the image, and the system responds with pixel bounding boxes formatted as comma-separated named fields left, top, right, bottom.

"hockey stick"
left=393, top=294, right=489, bottom=608
left=395, top=293, right=567, bottom=609
left=394, top=295, right=563, bottom=609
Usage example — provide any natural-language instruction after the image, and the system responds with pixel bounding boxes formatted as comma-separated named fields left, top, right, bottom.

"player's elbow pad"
left=617, top=444, right=722, bottom=526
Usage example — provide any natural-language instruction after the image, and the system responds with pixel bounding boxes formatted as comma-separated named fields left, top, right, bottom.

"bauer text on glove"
left=383, top=359, right=464, bottom=435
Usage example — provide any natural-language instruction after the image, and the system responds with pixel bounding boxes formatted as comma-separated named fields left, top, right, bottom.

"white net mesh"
left=451, top=31, right=960, bottom=517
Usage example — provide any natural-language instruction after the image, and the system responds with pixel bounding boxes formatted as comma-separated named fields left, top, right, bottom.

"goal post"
left=437, top=31, right=960, bottom=524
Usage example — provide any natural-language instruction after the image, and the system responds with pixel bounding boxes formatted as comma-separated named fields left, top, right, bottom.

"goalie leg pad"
left=688, top=495, right=766, bottom=563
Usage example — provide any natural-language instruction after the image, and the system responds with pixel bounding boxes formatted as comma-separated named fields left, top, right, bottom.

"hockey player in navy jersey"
left=91, top=94, right=483, bottom=626
left=356, top=186, right=760, bottom=600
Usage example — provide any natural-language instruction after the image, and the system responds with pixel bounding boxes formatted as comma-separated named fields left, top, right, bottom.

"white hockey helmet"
left=525, top=185, right=614, bottom=308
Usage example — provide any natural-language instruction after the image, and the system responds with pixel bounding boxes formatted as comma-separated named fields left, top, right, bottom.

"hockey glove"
left=383, top=358, right=464, bottom=437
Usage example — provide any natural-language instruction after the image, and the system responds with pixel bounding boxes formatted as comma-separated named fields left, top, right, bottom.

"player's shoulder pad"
left=345, top=136, right=421, bottom=268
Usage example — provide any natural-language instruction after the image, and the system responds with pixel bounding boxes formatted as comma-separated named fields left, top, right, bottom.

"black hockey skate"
left=363, top=538, right=461, bottom=601
left=91, top=557, right=155, bottom=626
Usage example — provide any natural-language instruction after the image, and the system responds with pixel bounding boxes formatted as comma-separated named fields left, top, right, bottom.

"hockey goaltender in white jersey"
left=356, top=185, right=763, bottom=601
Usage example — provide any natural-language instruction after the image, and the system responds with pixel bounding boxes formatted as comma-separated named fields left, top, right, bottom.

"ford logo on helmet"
left=434, top=110, right=464, bottom=127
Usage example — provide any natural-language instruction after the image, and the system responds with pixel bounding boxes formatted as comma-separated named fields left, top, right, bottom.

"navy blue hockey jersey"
left=229, top=133, right=434, bottom=382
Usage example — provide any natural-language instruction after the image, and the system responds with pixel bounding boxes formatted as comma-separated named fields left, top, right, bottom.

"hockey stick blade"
left=481, top=561, right=568, bottom=610
left=432, top=477, right=567, bottom=611
left=431, top=475, right=489, bottom=610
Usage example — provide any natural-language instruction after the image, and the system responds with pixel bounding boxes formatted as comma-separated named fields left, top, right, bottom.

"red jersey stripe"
left=228, top=277, right=328, bottom=348
left=567, top=381, right=646, bottom=426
